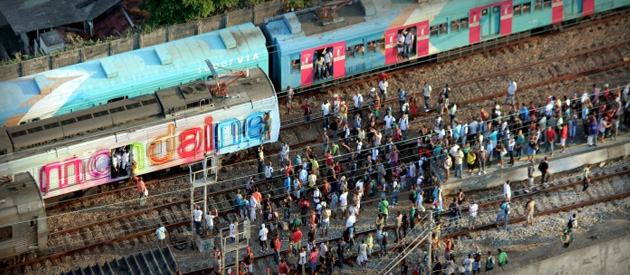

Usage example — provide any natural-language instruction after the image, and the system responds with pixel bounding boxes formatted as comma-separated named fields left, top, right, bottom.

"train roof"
left=264, top=0, right=413, bottom=52
left=0, top=173, right=43, bottom=225
left=264, top=0, right=483, bottom=54
left=0, top=23, right=267, bottom=127
left=0, top=68, right=275, bottom=163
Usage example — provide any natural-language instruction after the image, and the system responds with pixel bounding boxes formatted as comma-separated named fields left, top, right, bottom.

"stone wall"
left=441, top=137, right=630, bottom=196
left=0, top=0, right=288, bottom=80
left=506, top=234, right=630, bottom=275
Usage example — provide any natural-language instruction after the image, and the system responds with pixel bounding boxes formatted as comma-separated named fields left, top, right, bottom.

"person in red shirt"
left=545, top=126, right=556, bottom=157
left=277, top=258, right=289, bottom=275
left=324, top=151, right=333, bottom=167
left=301, top=100, right=312, bottom=122
left=322, top=181, right=330, bottom=197
left=292, top=228, right=303, bottom=250
left=560, top=124, right=568, bottom=153
left=273, top=235, right=282, bottom=264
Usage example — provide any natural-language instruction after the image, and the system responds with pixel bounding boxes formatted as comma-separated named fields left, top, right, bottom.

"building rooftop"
left=0, top=0, right=122, bottom=34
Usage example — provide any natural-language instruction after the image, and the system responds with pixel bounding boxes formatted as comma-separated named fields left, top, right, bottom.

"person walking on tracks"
left=135, top=176, right=148, bottom=208
left=155, top=224, right=167, bottom=247
left=524, top=198, right=535, bottom=228
left=495, top=199, right=510, bottom=230
left=538, top=156, right=550, bottom=185
left=582, top=164, right=591, bottom=191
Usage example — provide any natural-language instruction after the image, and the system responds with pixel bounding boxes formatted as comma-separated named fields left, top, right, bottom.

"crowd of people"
left=162, top=74, right=629, bottom=274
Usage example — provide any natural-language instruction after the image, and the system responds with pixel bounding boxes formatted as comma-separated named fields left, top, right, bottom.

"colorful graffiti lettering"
left=37, top=112, right=268, bottom=195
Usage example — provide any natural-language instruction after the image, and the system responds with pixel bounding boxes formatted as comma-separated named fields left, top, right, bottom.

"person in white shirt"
left=398, top=114, right=408, bottom=137
left=378, top=79, right=389, bottom=99
left=229, top=220, right=236, bottom=243
left=468, top=201, right=478, bottom=229
left=353, top=91, right=364, bottom=110
left=463, top=254, right=474, bottom=275
left=506, top=80, right=517, bottom=105
left=249, top=196, right=258, bottom=221
left=155, top=224, right=167, bottom=247
left=339, top=190, right=348, bottom=215
left=322, top=100, right=331, bottom=129
left=384, top=113, right=395, bottom=137
left=265, top=162, right=273, bottom=179
left=193, top=205, right=203, bottom=235
left=205, top=208, right=218, bottom=236
left=503, top=180, right=512, bottom=201
left=259, top=224, right=269, bottom=251
left=423, top=83, right=432, bottom=110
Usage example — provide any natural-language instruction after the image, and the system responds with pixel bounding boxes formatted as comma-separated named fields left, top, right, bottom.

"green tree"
left=141, top=0, right=216, bottom=26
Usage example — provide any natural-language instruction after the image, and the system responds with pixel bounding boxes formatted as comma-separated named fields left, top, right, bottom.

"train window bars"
left=460, top=18, right=468, bottom=29
left=291, top=58, right=300, bottom=72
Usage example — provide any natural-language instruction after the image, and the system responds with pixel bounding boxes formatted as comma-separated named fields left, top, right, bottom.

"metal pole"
left=427, top=210, right=433, bottom=275
left=189, top=164, right=195, bottom=231
left=203, top=154, right=208, bottom=216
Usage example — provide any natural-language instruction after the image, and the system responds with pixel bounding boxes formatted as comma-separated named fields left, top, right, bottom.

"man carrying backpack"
left=495, top=199, right=510, bottom=230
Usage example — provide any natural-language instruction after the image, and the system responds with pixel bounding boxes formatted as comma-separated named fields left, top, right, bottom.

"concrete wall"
left=508, top=234, right=630, bottom=274
left=0, top=0, right=287, bottom=80
left=442, top=137, right=630, bottom=196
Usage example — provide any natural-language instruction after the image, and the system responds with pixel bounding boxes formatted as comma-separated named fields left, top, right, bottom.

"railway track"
left=183, top=161, right=630, bottom=274
left=10, top=11, right=627, bottom=274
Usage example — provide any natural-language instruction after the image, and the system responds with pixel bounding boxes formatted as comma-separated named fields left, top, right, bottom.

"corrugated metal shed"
left=0, top=0, right=122, bottom=35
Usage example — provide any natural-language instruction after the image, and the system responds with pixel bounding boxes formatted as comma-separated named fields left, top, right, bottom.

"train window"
left=460, top=18, right=468, bottom=29
left=141, top=98, right=157, bottom=105
left=109, top=106, right=126, bottom=114
left=522, top=2, right=531, bottom=13
left=60, top=118, right=76, bottom=126
left=76, top=114, right=93, bottom=122
left=367, top=41, right=376, bottom=53
left=543, top=0, right=551, bottom=9
left=430, top=25, right=439, bottom=37
left=376, top=39, right=385, bottom=50
left=345, top=46, right=355, bottom=58
left=43, top=122, right=60, bottom=130
left=534, top=0, right=542, bottom=10
left=354, top=44, right=364, bottom=56
left=514, top=4, right=522, bottom=15
left=125, top=102, right=142, bottom=110
left=27, top=126, right=44, bottom=134
left=439, top=23, right=448, bottom=34
left=0, top=226, right=11, bottom=242
left=93, top=110, right=109, bottom=117
left=31, top=118, right=39, bottom=122
left=10, top=130, right=27, bottom=138
left=451, top=20, right=459, bottom=32
left=291, top=59, right=300, bottom=72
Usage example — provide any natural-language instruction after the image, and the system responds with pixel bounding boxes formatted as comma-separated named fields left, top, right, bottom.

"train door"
left=480, top=6, right=501, bottom=38
left=384, top=22, right=428, bottom=65
left=564, top=0, right=583, bottom=15
left=552, top=0, right=564, bottom=23
left=300, top=41, right=346, bottom=86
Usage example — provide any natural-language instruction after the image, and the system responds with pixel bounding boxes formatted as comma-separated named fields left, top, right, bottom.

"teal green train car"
left=265, top=0, right=630, bottom=92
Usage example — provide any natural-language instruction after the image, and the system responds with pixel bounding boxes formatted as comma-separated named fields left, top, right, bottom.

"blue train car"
left=0, top=23, right=268, bottom=127
left=265, top=0, right=628, bottom=93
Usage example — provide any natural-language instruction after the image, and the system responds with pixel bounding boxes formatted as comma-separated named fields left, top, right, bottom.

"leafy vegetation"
left=140, top=0, right=273, bottom=26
